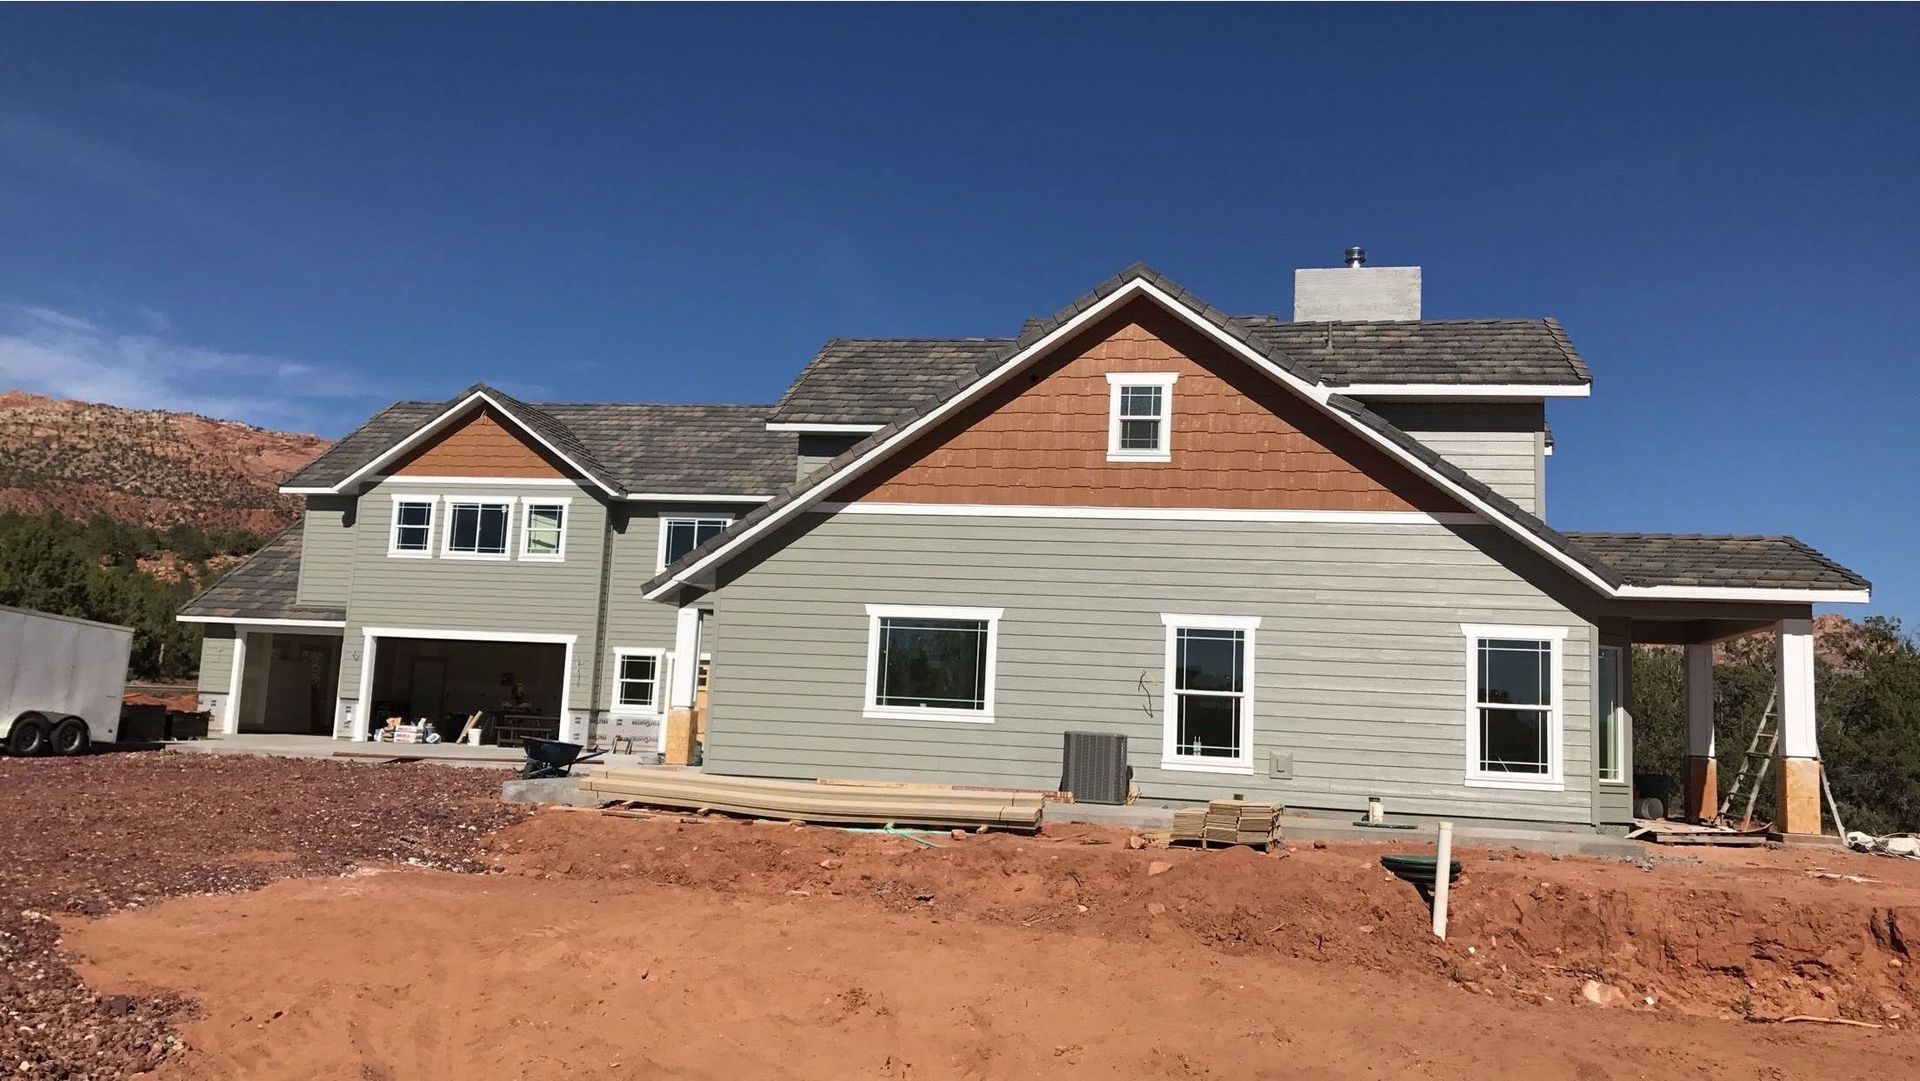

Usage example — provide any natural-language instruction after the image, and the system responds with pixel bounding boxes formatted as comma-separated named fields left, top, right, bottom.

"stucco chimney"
left=1293, top=248, right=1421, bottom=321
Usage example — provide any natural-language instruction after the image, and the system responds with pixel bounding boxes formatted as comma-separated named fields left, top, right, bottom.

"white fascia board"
left=324, top=390, right=622, bottom=499
left=278, top=486, right=336, bottom=495
left=625, top=493, right=773, bottom=503
left=764, top=422, right=884, bottom=433
left=1334, top=383, right=1592, bottom=400
left=175, top=615, right=347, bottom=629
left=1614, top=585, right=1871, bottom=604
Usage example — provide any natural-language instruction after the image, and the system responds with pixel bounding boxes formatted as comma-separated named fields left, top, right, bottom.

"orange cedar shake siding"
left=390, top=407, right=571, bottom=479
left=847, top=302, right=1466, bottom=513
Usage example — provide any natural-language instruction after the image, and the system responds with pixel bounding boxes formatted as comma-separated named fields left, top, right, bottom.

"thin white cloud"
left=0, top=303, right=373, bottom=431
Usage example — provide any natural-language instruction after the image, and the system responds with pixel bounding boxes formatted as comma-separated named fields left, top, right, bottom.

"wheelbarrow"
left=519, top=737, right=607, bottom=779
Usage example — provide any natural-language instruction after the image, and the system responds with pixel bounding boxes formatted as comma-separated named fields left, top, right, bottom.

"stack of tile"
left=1171, top=799, right=1282, bottom=849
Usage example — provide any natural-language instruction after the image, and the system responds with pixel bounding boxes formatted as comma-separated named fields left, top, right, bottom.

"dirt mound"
left=486, top=812, right=1919, bottom=1023
left=0, top=752, right=527, bottom=1078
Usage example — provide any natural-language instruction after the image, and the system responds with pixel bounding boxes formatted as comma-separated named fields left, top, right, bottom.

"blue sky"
left=1, top=6, right=1914, bottom=621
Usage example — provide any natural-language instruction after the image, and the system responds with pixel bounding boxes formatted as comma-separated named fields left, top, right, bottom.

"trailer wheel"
left=6, top=715, right=49, bottom=757
left=50, top=718, right=91, bottom=757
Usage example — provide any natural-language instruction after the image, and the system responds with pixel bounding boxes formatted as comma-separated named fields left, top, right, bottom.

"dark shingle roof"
left=1233, top=317, right=1592, bottom=387
left=1561, top=533, right=1870, bottom=591
left=766, top=339, right=1015, bottom=426
left=768, top=309, right=1591, bottom=427
left=178, top=527, right=344, bottom=622
left=284, top=390, right=796, bottom=497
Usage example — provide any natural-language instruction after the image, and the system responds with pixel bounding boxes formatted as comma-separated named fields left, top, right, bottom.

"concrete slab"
left=502, top=777, right=599, bottom=807
left=164, top=734, right=660, bottom=773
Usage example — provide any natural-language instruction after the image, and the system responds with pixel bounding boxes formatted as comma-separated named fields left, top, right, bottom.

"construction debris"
left=577, top=768, right=1044, bottom=832
left=1626, top=819, right=1768, bottom=846
left=1846, top=831, right=1920, bottom=860
left=1171, top=799, right=1282, bottom=851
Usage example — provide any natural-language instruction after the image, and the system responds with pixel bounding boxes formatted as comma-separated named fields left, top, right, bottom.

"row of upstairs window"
left=387, top=495, right=732, bottom=571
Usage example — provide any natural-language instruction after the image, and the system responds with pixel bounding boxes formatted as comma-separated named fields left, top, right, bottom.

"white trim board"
left=176, top=616, right=347, bottom=629
left=1614, top=584, right=1870, bottom=604
left=373, top=475, right=584, bottom=487
left=814, top=502, right=1484, bottom=526
left=627, top=493, right=773, bottom=504
left=764, top=422, right=884, bottom=434
left=1333, top=383, right=1592, bottom=400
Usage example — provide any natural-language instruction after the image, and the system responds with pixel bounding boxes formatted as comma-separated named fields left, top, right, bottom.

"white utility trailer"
left=0, top=605, right=131, bottom=756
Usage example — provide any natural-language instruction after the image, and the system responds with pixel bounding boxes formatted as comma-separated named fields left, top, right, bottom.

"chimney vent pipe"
left=1344, top=246, right=1367, bottom=268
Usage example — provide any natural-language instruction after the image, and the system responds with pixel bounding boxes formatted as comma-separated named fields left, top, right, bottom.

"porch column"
left=664, top=606, right=702, bottom=766
left=1773, top=617, right=1823, bottom=835
left=1683, top=642, right=1717, bottom=820
left=224, top=630, right=248, bottom=736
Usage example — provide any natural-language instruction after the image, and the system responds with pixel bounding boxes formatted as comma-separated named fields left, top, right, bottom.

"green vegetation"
left=0, top=511, right=263, bottom=681
left=1631, top=617, right=1920, bottom=836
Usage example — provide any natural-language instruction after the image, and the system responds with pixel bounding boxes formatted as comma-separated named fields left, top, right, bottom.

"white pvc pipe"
left=1432, top=821, right=1453, bottom=939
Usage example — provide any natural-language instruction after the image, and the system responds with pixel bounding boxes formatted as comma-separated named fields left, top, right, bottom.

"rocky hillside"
left=0, top=391, right=329, bottom=533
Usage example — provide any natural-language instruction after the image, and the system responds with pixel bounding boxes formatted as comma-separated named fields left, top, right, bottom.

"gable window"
left=388, top=497, right=435, bottom=557
left=611, top=648, right=664, bottom=714
left=1160, top=614, right=1258, bottom=773
left=863, top=604, right=1000, bottom=722
left=1462, top=624, right=1567, bottom=789
left=658, top=515, right=731, bottom=569
left=442, top=497, right=514, bottom=559
left=521, top=499, right=570, bottom=561
left=1106, top=372, right=1178, bottom=462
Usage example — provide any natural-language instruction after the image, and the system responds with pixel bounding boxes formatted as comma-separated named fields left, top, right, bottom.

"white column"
left=1685, top=643, right=1715, bottom=759
left=669, top=605, right=702, bottom=711
left=1776, top=617, right=1818, bottom=759
left=224, top=630, right=247, bottom=735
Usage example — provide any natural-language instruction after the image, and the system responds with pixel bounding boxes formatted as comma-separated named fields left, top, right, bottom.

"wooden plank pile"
left=577, top=768, right=1045, bottom=833
left=1171, top=799, right=1282, bottom=850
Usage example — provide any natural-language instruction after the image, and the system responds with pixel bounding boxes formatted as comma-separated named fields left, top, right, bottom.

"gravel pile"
left=0, top=752, right=526, bottom=1078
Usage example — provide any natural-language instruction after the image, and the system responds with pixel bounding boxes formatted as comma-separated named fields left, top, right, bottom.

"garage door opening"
left=363, top=635, right=570, bottom=745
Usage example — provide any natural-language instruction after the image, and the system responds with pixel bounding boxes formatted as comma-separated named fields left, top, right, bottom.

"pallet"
left=1626, top=819, right=1769, bottom=846
left=578, top=768, right=1044, bottom=832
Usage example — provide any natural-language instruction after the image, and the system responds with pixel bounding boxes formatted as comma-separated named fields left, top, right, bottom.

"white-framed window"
left=1597, top=644, right=1626, bottom=784
left=610, top=648, right=665, bottom=714
left=1106, top=372, right=1178, bottom=462
left=863, top=604, right=1000, bottom=723
left=441, top=496, right=515, bottom=560
left=387, top=496, right=435, bottom=558
left=1461, top=624, right=1568, bottom=790
left=521, top=498, right=571, bottom=561
left=658, top=514, right=732, bottom=570
left=1160, top=614, right=1259, bottom=773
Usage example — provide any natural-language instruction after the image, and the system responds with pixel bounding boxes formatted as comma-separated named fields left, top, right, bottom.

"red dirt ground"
left=61, top=808, right=1920, bottom=1080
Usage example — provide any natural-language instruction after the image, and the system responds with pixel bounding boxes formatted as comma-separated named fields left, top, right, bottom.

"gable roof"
left=176, top=526, right=344, bottom=624
left=767, top=312, right=1590, bottom=427
left=644, top=263, right=1865, bottom=606
left=284, top=386, right=796, bottom=498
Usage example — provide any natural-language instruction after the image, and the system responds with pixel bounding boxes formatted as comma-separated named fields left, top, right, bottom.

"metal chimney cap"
left=1344, top=246, right=1367, bottom=268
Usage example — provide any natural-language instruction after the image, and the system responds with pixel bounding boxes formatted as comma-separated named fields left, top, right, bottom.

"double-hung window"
left=1106, top=372, right=1177, bottom=462
left=1462, top=625, right=1567, bottom=789
left=611, top=649, right=664, bottom=714
left=1160, top=614, right=1259, bottom=772
left=863, top=604, right=1000, bottom=722
left=1596, top=644, right=1625, bottom=784
left=442, top=497, right=514, bottom=559
left=521, top=499, right=569, bottom=561
left=388, top=497, right=435, bottom=557
left=658, top=515, right=732, bottom=569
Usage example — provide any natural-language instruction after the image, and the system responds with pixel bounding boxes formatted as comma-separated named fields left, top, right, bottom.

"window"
left=1161, top=614, right=1259, bottom=772
left=1462, top=625, right=1567, bottom=789
left=388, top=497, right=434, bottom=557
left=658, top=515, right=731, bottom=569
left=611, top=649, right=663, bottom=713
left=1597, top=644, right=1625, bottom=784
left=863, top=604, right=1000, bottom=722
left=521, top=499, right=570, bottom=561
left=442, top=498, right=513, bottom=559
left=1106, top=372, right=1177, bottom=462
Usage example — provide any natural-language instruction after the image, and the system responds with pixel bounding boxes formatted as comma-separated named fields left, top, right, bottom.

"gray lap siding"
left=706, top=512, right=1602, bottom=826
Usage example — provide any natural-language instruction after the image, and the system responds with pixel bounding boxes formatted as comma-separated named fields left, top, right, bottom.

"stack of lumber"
left=578, top=768, right=1044, bottom=832
left=1171, top=799, right=1282, bottom=849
